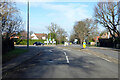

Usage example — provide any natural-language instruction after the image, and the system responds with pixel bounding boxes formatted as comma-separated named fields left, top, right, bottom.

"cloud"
left=41, top=3, right=91, bottom=22
left=37, top=3, right=92, bottom=35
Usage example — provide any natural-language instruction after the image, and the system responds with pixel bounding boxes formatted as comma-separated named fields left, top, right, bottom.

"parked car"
left=33, top=42, right=44, bottom=46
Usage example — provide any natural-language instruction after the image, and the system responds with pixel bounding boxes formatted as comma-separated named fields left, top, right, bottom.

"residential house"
left=93, top=32, right=120, bottom=42
left=2, top=32, right=19, bottom=39
left=31, top=33, right=47, bottom=40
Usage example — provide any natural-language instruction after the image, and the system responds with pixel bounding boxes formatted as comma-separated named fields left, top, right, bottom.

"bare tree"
left=0, top=0, right=23, bottom=39
left=74, top=21, right=86, bottom=44
left=94, top=1, right=120, bottom=38
left=47, top=22, right=67, bottom=44
left=47, top=22, right=59, bottom=34
left=73, top=18, right=98, bottom=44
left=84, top=19, right=99, bottom=41
left=56, top=27, right=67, bottom=43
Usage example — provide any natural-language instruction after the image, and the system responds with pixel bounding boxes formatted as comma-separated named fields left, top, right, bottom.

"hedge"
left=16, top=39, right=46, bottom=45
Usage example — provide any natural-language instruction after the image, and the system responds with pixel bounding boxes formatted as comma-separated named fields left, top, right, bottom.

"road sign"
left=53, top=41, right=56, bottom=43
left=49, top=39, right=51, bottom=41
left=53, top=39, right=55, bottom=41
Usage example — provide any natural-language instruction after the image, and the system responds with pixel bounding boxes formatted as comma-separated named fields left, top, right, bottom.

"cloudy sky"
left=16, top=1, right=106, bottom=36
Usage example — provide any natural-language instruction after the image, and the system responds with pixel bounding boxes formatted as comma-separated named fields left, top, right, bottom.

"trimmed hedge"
left=16, top=39, right=46, bottom=45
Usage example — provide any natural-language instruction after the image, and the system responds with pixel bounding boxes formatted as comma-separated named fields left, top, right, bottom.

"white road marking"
left=63, top=49, right=67, bottom=50
left=49, top=50, right=52, bottom=52
left=102, top=58, right=111, bottom=62
left=64, top=52, right=66, bottom=55
left=67, top=49, right=71, bottom=51
left=63, top=49, right=71, bottom=51
left=66, top=56, right=69, bottom=63
left=87, top=53, right=91, bottom=55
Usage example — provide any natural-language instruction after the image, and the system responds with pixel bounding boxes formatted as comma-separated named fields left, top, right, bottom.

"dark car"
left=33, top=42, right=44, bottom=46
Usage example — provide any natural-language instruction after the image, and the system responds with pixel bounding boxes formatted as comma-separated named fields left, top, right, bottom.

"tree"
left=84, top=19, right=99, bottom=41
left=0, top=0, right=23, bottom=39
left=74, top=21, right=86, bottom=44
left=56, top=27, right=67, bottom=44
left=73, top=18, right=98, bottom=44
left=47, top=22, right=59, bottom=40
left=47, top=22, right=58, bottom=33
left=47, top=22, right=67, bottom=44
left=94, top=1, right=120, bottom=38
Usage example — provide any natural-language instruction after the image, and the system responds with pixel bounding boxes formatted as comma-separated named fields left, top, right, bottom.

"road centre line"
left=66, top=56, right=69, bottom=63
left=49, top=50, right=52, bottom=52
left=64, top=52, right=66, bottom=55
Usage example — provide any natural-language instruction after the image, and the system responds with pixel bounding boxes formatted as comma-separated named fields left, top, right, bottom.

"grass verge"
left=3, top=48, right=28, bottom=63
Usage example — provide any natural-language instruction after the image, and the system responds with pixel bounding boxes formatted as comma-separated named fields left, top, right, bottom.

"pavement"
left=2, top=45, right=118, bottom=78
left=2, top=46, right=43, bottom=73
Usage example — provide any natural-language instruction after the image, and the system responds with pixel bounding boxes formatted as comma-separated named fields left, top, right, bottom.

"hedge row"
left=16, top=39, right=46, bottom=45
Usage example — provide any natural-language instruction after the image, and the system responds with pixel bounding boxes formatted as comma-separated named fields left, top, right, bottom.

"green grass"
left=3, top=48, right=28, bottom=63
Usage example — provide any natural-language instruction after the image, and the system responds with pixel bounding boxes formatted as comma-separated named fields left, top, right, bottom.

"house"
left=2, top=32, right=19, bottom=39
left=93, top=31, right=120, bottom=42
left=31, top=33, right=47, bottom=40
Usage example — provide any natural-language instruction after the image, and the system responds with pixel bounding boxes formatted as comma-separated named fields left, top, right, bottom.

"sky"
left=16, top=1, right=106, bottom=37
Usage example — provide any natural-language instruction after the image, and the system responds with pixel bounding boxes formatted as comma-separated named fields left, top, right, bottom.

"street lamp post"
left=27, top=0, right=29, bottom=48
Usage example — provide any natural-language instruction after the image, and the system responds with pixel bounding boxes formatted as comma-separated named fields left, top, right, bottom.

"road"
left=3, top=45, right=118, bottom=78
left=67, top=44, right=119, bottom=60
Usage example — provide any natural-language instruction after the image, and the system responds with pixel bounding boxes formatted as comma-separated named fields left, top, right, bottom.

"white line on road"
left=64, top=52, right=66, bottom=55
left=49, top=50, right=52, bottom=52
left=63, top=49, right=71, bottom=51
left=66, top=56, right=69, bottom=63
left=87, top=53, right=91, bottom=55
left=102, top=58, right=111, bottom=62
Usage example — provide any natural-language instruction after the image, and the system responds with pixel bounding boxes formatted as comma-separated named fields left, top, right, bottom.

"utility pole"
left=27, top=0, right=29, bottom=48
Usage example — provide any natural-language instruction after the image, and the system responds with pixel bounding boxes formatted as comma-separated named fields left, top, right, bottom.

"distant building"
left=31, top=33, right=47, bottom=40
left=93, top=32, right=119, bottom=42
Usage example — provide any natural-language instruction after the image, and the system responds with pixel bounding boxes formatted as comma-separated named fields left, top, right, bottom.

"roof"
left=33, top=33, right=47, bottom=39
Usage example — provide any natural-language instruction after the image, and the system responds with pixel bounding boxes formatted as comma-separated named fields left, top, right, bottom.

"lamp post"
left=27, top=0, right=29, bottom=48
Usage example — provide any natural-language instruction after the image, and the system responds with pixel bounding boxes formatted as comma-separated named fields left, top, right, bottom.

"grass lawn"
left=3, top=48, right=28, bottom=63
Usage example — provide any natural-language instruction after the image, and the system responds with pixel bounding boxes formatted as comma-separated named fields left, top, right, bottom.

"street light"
left=27, top=0, right=29, bottom=48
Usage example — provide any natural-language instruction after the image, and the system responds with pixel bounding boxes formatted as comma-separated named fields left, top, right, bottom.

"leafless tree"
left=47, top=22, right=67, bottom=43
left=0, top=0, right=23, bottom=39
left=56, top=27, right=67, bottom=43
left=94, top=1, right=120, bottom=38
left=73, top=18, right=98, bottom=44
left=47, top=22, right=59, bottom=34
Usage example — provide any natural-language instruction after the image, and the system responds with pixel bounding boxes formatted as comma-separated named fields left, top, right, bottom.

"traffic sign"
left=49, top=39, right=51, bottom=41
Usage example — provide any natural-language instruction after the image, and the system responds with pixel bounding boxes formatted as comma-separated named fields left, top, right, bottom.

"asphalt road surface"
left=3, top=46, right=118, bottom=78
left=67, top=44, right=118, bottom=60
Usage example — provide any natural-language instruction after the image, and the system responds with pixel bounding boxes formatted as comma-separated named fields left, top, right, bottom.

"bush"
left=16, top=39, right=46, bottom=45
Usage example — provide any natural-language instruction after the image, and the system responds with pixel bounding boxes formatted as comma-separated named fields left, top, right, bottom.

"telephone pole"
left=27, top=0, right=29, bottom=48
